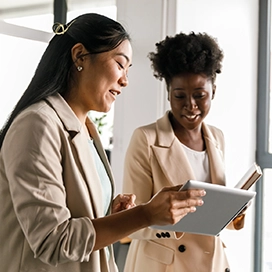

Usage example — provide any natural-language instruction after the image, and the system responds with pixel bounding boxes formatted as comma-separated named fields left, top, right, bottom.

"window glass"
left=0, top=1, right=53, bottom=32
left=0, top=34, right=48, bottom=127
left=4, top=14, right=54, bottom=32
left=262, top=3, right=272, bottom=271
left=67, top=0, right=116, bottom=21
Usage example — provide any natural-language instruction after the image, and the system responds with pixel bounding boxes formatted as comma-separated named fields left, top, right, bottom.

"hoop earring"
left=77, top=66, right=83, bottom=72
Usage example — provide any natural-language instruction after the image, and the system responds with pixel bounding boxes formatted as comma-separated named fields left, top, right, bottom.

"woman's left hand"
left=112, top=194, right=136, bottom=213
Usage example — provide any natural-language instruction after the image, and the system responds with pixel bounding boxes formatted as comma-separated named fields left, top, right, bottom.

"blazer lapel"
left=151, top=112, right=196, bottom=186
left=45, top=94, right=104, bottom=217
left=85, top=118, right=115, bottom=197
left=71, top=130, right=104, bottom=217
left=202, top=123, right=226, bottom=185
left=150, top=112, right=225, bottom=186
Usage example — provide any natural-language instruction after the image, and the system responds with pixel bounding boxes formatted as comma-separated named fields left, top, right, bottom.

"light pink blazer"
left=123, top=111, right=244, bottom=272
left=0, top=94, right=118, bottom=272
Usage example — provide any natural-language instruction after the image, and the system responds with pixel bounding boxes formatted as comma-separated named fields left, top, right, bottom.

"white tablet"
left=151, top=180, right=256, bottom=236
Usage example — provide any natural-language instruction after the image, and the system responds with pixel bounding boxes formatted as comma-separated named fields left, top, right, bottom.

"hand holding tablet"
left=151, top=163, right=262, bottom=236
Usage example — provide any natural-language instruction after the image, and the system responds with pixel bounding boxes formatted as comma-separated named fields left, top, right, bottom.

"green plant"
left=92, top=114, right=107, bottom=134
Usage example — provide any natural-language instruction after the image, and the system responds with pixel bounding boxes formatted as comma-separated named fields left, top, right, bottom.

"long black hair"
left=0, top=13, right=130, bottom=149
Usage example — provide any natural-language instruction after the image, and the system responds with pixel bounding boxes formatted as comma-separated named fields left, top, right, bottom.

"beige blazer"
left=0, top=94, right=118, bottom=272
left=123, top=111, right=243, bottom=272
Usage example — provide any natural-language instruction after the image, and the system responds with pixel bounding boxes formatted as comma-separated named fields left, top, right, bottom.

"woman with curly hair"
left=123, top=32, right=245, bottom=272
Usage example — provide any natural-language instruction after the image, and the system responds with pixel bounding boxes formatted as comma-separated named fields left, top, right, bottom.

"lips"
left=185, top=115, right=197, bottom=119
left=110, top=90, right=120, bottom=97
left=183, top=114, right=200, bottom=121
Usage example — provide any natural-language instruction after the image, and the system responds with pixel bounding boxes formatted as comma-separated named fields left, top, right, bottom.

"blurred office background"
left=0, top=0, right=271, bottom=271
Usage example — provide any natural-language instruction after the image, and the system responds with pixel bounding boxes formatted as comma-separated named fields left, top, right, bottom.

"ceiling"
left=0, top=0, right=115, bottom=19
left=0, top=0, right=51, bottom=10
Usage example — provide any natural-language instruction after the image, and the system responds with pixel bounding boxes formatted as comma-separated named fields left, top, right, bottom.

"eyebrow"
left=116, top=53, right=133, bottom=67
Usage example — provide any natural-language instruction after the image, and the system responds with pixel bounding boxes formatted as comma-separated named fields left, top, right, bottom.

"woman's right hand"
left=142, top=185, right=205, bottom=226
left=92, top=185, right=205, bottom=250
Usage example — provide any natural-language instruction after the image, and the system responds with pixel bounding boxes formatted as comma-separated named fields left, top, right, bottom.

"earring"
left=77, top=66, right=83, bottom=72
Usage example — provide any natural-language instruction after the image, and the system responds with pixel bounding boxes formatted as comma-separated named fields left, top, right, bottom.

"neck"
left=169, top=113, right=205, bottom=151
left=62, top=91, right=88, bottom=125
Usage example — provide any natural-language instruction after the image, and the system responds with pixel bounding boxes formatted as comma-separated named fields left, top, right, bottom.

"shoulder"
left=134, top=121, right=156, bottom=136
left=14, top=100, right=63, bottom=134
left=2, top=100, right=64, bottom=163
left=204, top=123, right=225, bottom=150
left=130, top=120, right=159, bottom=148
left=5, top=100, right=65, bottom=149
left=131, top=111, right=170, bottom=143
left=206, top=124, right=224, bottom=138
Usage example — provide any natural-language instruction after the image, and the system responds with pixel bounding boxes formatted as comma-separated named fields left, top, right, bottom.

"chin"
left=98, top=104, right=112, bottom=113
left=182, top=121, right=202, bottom=130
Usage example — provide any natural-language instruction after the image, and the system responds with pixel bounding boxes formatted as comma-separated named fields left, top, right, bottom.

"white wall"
left=114, top=0, right=259, bottom=271
left=176, top=0, right=258, bottom=182
left=113, top=0, right=176, bottom=192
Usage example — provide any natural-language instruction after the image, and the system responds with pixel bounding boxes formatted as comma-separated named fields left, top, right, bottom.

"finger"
left=113, top=193, right=123, bottom=200
left=168, top=206, right=198, bottom=225
left=121, top=194, right=136, bottom=205
left=125, top=197, right=137, bottom=209
left=185, top=198, right=204, bottom=207
left=172, top=197, right=204, bottom=210
left=113, top=194, right=136, bottom=210
left=112, top=203, right=121, bottom=213
left=178, top=189, right=206, bottom=198
left=128, top=194, right=136, bottom=205
left=125, top=203, right=136, bottom=209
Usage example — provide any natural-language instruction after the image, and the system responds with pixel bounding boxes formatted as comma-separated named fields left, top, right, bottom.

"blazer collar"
left=85, top=118, right=115, bottom=188
left=45, top=93, right=82, bottom=135
left=45, top=94, right=114, bottom=217
left=156, top=111, right=176, bottom=147
left=152, top=111, right=225, bottom=186
left=202, top=123, right=225, bottom=185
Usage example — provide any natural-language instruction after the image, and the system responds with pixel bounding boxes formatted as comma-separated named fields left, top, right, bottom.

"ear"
left=212, top=85, right=216, bottom=100
left=71, top=43, right=88, bottom=66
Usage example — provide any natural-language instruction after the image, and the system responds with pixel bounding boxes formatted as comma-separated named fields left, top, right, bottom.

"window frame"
left=255, top=0, right=271, bottom=271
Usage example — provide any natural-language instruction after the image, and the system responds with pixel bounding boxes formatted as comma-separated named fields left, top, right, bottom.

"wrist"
left=139, top=203, right=152, bottom=227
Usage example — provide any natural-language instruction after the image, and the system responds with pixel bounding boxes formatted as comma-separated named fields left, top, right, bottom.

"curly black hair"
left=148, top=32, right=224, bottom=87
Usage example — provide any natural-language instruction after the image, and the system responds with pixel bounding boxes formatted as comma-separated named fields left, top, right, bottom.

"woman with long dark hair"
left=0, top=14, right=205, bottom=272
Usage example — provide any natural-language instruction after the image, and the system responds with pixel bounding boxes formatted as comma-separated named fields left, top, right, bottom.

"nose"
left=119, top=72, right=128, bottom=87
left=184, top=97, right=198, bottom=110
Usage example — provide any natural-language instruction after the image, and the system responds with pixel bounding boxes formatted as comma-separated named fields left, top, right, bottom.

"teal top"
left=88, top=138, right=112, bottom=215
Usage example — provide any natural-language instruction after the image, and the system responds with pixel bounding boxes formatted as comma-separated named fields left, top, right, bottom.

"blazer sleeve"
left=122, top=127, right=178, bottom=240
left=2, top=109, right=96, bottom=265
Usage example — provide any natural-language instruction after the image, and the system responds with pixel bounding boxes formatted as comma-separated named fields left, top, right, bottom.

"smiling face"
left=168, top=73, right=215, bottom=134
left=65, top=39, right=132, bottom=123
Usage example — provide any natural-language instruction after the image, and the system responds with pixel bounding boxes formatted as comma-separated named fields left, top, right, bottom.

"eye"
left=194, top=92, right=206, bottom=99
left=116, top=60, right=129, bottom=78
left=173, top=92, right=186, bottom=99
left=116, top=61, right=124, bottom=69
left=175, top=95, right=185, bottom=99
